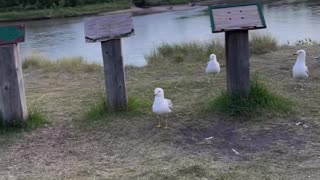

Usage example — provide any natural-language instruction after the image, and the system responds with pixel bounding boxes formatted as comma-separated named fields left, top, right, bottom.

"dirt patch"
left=175, top=117, right=319, bottom=159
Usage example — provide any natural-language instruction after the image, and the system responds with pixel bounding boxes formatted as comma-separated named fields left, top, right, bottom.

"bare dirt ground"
left=0, top=45, right=320, bottom=179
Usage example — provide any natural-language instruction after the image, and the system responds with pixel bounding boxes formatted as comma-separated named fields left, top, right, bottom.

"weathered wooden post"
left=84, top=13, right=134, bottom=112
left=0, top=25, right=28, bottom=126
left=209, top=3, right=267, bottom=97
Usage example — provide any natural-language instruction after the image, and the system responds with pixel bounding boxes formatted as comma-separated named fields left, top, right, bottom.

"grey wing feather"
left=166, top=99, right=173, bottom=110
left=305, top=66, right=309, bottom=75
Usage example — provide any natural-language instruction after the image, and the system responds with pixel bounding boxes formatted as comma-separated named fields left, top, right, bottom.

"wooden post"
left=85, top=13, right=134, bottom=112
left=101, top=39, right=127, bottom=111
left=0, top=44, right=27, bottom=126
left=208, top=3, right=267, bottom=97
left=225, top=30, right=250, bottom=97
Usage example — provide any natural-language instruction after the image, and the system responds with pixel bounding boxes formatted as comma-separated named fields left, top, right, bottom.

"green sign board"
left=0, top=25, right=25, bottom=45
left=208, top=3, right=266, bottom=33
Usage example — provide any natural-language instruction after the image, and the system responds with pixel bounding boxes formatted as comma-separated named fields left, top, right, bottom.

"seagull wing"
left=165, top=99, right=173, bottom=110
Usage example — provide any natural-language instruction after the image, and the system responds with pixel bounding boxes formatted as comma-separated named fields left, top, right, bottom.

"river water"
left=1, top=0, right=320, bottom=66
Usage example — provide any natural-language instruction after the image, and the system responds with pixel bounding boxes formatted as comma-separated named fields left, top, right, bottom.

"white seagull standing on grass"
left=293, top=49, right=309, bottom=89
left=293, top=49, right=309, bottom=79
left=152, top=88, right=172, bottom=129
left=205, top=54, right=221, bottom=83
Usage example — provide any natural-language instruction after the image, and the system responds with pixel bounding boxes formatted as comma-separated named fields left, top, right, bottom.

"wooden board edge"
left=85, top=29, right=135, bottom=43
left=208, top=2, right=267, bottom=33
left=0, top=24, right=25, bottom=45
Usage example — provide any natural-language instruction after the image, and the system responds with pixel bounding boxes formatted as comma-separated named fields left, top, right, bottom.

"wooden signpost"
left=0, top=25, right=28, bottom=126
left=209, top=3, right=266, bottom=97
left=85, top=13, right=134, bottom=112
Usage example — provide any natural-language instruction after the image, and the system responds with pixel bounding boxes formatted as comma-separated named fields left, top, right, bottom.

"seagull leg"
left=156, top=116, right=161, bottom=128
left=300, top=81, right=305, bottom=90
left=164, top=118, right=169, bottom=129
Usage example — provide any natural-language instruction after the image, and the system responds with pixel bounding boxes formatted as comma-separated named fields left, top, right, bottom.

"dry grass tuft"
left=146, top=40, right=225, bottom=66
left=23, top=54, right=102, bottom=72
left=250, top=33, right=278, bottom=55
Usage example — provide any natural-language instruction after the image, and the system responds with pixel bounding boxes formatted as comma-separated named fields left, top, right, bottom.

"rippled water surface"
left=2, top=0, right=320, bottom=66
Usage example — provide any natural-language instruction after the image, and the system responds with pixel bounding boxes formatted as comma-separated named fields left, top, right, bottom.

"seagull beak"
left=293, top=53, right=297, bottom=55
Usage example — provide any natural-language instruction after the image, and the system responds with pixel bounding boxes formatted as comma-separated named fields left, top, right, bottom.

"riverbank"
left=0, top=2, right=130, bottom=22
left=0, top=37, right=320, bottom=178
left=0, top=1, right=203, bottom=22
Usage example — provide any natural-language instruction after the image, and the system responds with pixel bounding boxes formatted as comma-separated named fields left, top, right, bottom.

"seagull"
left=293, top=49, right=308, bottom=89
left=205, top=54, right=221, bottom=83
left=152, top=88, right=172, bottom=129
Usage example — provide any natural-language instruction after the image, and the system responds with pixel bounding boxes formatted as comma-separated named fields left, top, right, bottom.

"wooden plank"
left=209, top=4, right=266, bottom=33
left=225, top=30, right=250, bottom=97
left=0, top=25, right=25, bottom=45
left=0, top=44, right=28, bottom=126
left=85, top=13, right=134, bottom=43
left=101, top=39, right=128, bottom=111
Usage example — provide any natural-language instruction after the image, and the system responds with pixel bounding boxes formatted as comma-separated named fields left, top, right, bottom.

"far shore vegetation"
left=0, top=0, right=203, bottom=21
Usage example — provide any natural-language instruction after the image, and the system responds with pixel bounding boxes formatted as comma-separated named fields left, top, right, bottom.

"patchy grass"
left=209, top=76, right=292, bottom=118
left=1, top=40, right=320, bottom=179
left=250, top=33, right=278, bottom=55
left=0, top=108, right=47, bottom=134
left=23, top=54, right=101, bottom=72
left=85, top=96, right=152, bottom=121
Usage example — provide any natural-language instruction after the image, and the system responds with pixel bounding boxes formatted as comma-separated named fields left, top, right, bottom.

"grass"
left=23, top=54, right=101, bottom=72
left=85, top=96, right=152, bottom=121
left=0, top=108, right=48, bottom=134
left=209, top=76, right=292, bottom=118
left=0, top=1, right=130, bottom=21
left=1, top=36, right=320, bottom=179
left=147, top=34, right=278, bottom=66
left=146, top=40, right=225, bottom=66
left=250, top=33, right=278, bottom=55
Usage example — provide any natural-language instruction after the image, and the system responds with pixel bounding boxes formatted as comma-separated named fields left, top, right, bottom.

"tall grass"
left=250, top=33, right=278, bottom=55
left=146, top=40, right=225, bottom=66
left=146, top=34, right=278, bottom=66
left=209, top=76, right=292, bottom=118
left=23, top=54, right=101, bottom=72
